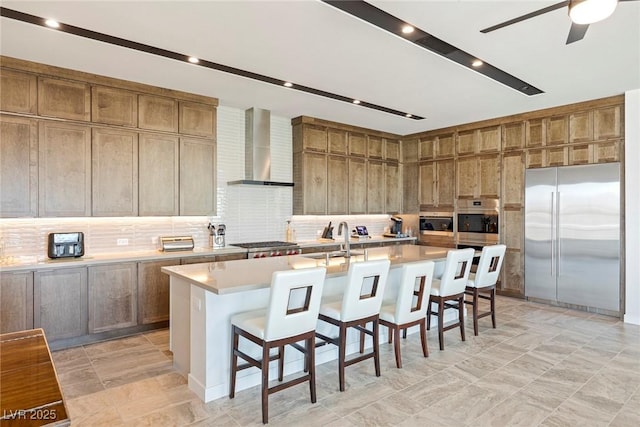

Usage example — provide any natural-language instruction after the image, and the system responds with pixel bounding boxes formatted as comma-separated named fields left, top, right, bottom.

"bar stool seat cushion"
left=319, top=300, right=343, bottom=320
left=378, top=303, right=398, bottom=323
left=429, top=278, right=444, bottom=296
left=231, top=309, right=268, bottom=340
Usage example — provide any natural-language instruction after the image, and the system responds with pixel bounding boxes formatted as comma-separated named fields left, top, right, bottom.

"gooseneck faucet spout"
left=338, top=221, right=350, bottom=258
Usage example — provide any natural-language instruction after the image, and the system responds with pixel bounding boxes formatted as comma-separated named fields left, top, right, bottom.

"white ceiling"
left=1, top=0, right=639, bottom=135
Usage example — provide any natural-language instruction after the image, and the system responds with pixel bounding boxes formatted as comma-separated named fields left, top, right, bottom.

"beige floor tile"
left=66, top=389, right=114, bottom=423
left=426, top=383, right=509, bottom=425
left=51, top=346, right=91, bottom=372
left=516, top=376, right=579, bottom=411
left=71, top=406, right=124, bottom=427
left=471, top=395, right=550, bottom=427
left=105, top=377, right=164, bottom=406
left=61, top=377, right=105, bottom=400
left=540, top=397, right=614, bottom=427
left=571, top=367, right=640, bottom=416
left=399, top=371, right=467, bottom=406
left=83, top=335, right=150, bottom=357
left=116, top=392, right=172, bottom=421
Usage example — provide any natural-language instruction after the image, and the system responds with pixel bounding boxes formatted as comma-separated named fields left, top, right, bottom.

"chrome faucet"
left=337, top=221, right=350, bottom=257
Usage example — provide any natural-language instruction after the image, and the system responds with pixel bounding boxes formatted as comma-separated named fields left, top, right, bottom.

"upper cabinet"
left=138, top=94, right=179, bottom=133
left=1, top=59, right=218, bottom=218
left=0, top=69, right=37, bottom=114
left=38, top=77, right=90, bottom=121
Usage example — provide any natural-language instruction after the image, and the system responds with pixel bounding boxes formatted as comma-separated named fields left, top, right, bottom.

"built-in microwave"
left=456, top=199, right=499, bottom=247
left=419, top=212, right=454, bottom=235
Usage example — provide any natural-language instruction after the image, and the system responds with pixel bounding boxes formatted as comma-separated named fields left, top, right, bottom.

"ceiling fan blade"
left=566, top=22, right=589, bottom=44
left=481, top=1, right=569, bottom=33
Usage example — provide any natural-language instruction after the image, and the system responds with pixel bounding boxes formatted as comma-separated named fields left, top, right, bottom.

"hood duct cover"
left=227, top=108, right=294, bottom=187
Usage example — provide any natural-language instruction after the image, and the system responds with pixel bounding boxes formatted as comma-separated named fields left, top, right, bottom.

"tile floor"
left=53, top=296, right=640, bottom=426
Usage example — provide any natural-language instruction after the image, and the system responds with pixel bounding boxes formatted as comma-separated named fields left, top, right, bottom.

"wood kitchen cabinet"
left=139, top=133, right=179, bottom=215
left=503, top=122, right=525, bottom=151
left=179, top=138, right=216, bottom=215
left=38, top=121, right=92, bottom=217
left=328, top=129, right=348, bottom=154
left=526, top=119, right=546, bottom=148
left=385, top=162, right=401, bottom=214
left=328, top=155, right=348, bottom=214
left=91, top=86, right=138, bottom=127
left=546, top=115, right=568, bottom=146
left=179, top=101, right=216, bottom=138
left=419, top=159, right=454, bottom=208
left=456, top=154, right=499, bottom=199
left=435, top=134, right=455, bottom=159
left=403, top=162, right=419, bottom=213
left=367, top=160, right=385, bottom=214
left=368, top=136, right=384, bottom=159
left=569, top=110, right=593, bottom=143
left=349, top=132, right=367, bottom=157
left=138, top=94, right=179, bottom=133
left=501, top=250, right=524, bottom=296
left=88, top=263, right=137, bottom=333
left=0, top=271, right=34, bottom=334
left=501, top=151, right=525, bottom=207
left=349, top=157, right=367, bottom=214
left=594, top=105, right=622, bottom=140
left=457, top=130, right=477, bottom=156
left=37, top=77, right=91, bottom=121
left=419, top=162, right=435, bottom=207
left=0, top=69, right=37, bottom=114
left=92, top=128, right=139, bottom=216
left=385, top=139, right=400, bottom=162
left=478, top=126, right=501, bottom=153
left=418, top=137, right=434, bottom=161
left=138, top=260, right=175, bottom=324
left=456, top=157, right=477, bottom=199
left=34, top=267, right=88, bottom=341
left=293, top=152, right=327, bottom=215
left=1, top=115, right=38, bottom=217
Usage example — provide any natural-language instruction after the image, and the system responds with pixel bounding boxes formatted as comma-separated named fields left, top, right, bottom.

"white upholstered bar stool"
left=464, top=244, right=506, bottom=336
left=379, top=260, right=435, bottom=368
left=229, top=267, right=326, bottom=424
left=427, top=248, right=475, bottom=351
left=315, top=259, right=390, bottom=392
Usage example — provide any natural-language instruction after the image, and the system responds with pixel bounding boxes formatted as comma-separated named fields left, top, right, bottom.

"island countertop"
left=161, top=245, right=450, bottom=295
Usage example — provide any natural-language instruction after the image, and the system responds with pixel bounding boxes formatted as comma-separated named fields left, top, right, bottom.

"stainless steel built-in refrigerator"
left=524, top=163, right=620, bottom=313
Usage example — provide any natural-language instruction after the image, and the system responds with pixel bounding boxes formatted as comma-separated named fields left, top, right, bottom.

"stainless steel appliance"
left=418, top=211, right=454, bottom=246
left=383, top=216, right=403, bottom=237
left=456, top=199, right=499, bottom=249
left=231, top=241, right=301, bottom=258
left=48, top=232, right=84, bottom=258
left=159, top=236, right=195, bottom=252
left=525, top=163, right=620, bottom=313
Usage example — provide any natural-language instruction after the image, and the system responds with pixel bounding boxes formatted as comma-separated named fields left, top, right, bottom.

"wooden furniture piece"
left=427, top=248, right=475, bottom=350
left=379, top=260, right=434, bottom=368
left=465, top=244, right=507, bottom=336
left=229, top=267, right=327, bottom=424
left=315, top=259, right=390, bottom=391
left=0, top=328, right=70, bottom=426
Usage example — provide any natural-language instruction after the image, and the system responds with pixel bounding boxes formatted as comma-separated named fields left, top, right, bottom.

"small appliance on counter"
left=208, top=223, right=227, bottom=248
left=48, top=232, right=84, bottom=259
left=383, top=216, right=405, bottom=238
left=351, top=225, right=371, bottom=239
left=159, top=236, right=195, bottom=252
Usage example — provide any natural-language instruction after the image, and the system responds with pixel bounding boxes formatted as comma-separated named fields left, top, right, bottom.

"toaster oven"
left=48, top=232, right=85, bottom=259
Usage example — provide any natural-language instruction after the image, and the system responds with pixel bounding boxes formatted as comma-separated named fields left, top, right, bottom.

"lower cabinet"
left=138, top=260, right=176, bottom=324
left=34, top=267, right=88, bottom=341
left=88, top=263, right=137, bottom=333
left=0, top=271, right=34, bottom=333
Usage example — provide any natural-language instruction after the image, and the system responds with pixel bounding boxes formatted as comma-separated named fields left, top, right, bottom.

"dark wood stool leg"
left=459, top=295, right=466, bottom=342
left=373, top=319, right=381, bottom=377
left=359, top=322, right=366, bottom=354
left=438, top=298, right=445, bottom=351
left=393, top=325, right=402, bottom=368
left=388, top=325, right=393, bottom=344
left=261, top=343, right=270, bottom=424
left=338, top=323, right=347, bottom=392
left=419, top=318, right=428, bottom=358
left=473, top=288, right=480, bottom=336
left=229, top=327, right=239, bottom=398
left=308, top=336, right=317, bottom=403
left=490, top=287, right=496, bottom=328
left=278, top=345, right=284, bottom=382
left=427, top=297, right=433, bottom=331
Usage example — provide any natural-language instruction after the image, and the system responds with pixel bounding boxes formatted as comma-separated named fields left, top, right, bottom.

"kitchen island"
left=162, top=245, right=456, bottom=402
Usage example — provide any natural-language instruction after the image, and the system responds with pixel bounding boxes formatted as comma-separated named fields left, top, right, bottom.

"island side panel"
left=169, top=277, right=191, bottom=376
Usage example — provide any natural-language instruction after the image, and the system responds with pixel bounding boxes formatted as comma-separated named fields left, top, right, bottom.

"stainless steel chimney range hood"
left=227, top=108, right=294, bottom=187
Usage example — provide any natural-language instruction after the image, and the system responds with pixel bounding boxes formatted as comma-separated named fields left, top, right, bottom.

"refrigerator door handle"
left=550, top=191, right=555, bottom=276
left=555, top=191, right=561, bottom=278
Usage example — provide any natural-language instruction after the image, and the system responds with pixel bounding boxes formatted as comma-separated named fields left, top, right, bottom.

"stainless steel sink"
left=302, top=250, right=364, bottom=260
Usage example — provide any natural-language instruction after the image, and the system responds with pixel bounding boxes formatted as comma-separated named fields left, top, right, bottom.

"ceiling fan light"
left=569, top=0, right=618, bottom=25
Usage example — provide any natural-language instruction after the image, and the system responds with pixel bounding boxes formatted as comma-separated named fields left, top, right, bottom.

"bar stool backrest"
left=439, top=248, right=475, bottom=296
left=341, top=259, right=391, bottom=322
left=394, top=261, right=435, bottom=324
left=473, top=244, right=507, bottom=288
left=264, top=267, right=327, bottom=341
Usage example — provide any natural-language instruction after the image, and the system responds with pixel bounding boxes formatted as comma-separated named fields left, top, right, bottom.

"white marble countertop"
left=162, top=244, right=449, bottom=295
left=296, top=235, right=416, bottom=248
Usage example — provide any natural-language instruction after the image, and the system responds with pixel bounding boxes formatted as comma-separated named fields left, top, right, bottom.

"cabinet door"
left=38, top=77, right=90, bottom=121
left=328, top=129, right=347, bottom=154
left=419, top=162, right=436, bottom=207
left=403, top=162, right=419, bottom=213
left=435, top=134, right=455, bottom=158
left=503, top=122, right=525, bottom=151
left=34, top=268, right=88, bottom=341
left=139, top=94, right=178, bottom=132
left=367, top=160, right=385, bottom=213
left=500, top=250, right=523, bottom=296
left=479, top=126, right=501, bottom=153
left=138, top=260, right=175, bottom=324
left=91, top=86, right=138, bottom=127
left=139, top=133, right=179, bottom=215
left=0, top=272, right=34, bottom=333
left=92, top=128, right=138, bottom=216
left=39, top=121, right=91, bottom=217
left=546, top=115, right=568, bottom=146
left=594, top=105, right=621, bottom=140
left=457, top=131, right=477, bottom=156
left=1, top=116, right=38, bottom=217
left=88, top=263, right=137, bottom=333
left=349, top=133, right=367, bottom=157
left=327, top=155, right=348, bottom=214
left=180, top=138, right=216, bottom=215
left=569, top=110, right=593, bottom=143
left=367, top=136, right=384, bottom=159
left=179, top=101, right=216, bottom=138
left=593, top=141, right=620, bottom=163
left=385, top=139, right=400, bottom=162
left=301, top=152, right=327, bottom=214
left=502, top=208, right=523, bottom=252
left=385, top=162, right=401, bottom=214
left=436, top=160, right=455, bottom=207
left=348, top=158, right=367, bottom=214
left=403, top=138, right=418, bottom=162
left=526, top=119, right=545, bottom=148
left=478, top=154, right=500, bottom=199
left=502, top=151, right=525, bottom=207
left=0, top=69, right=37, bottom=113
left=418, top=137, right=434, bottom=161
left=456, top=157, right=477, bottom=199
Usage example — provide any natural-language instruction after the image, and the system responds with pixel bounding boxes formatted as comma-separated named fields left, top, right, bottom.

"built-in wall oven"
left=418, top=211, right=455, bottom=247
left=456, top=199, right=499, bottom=251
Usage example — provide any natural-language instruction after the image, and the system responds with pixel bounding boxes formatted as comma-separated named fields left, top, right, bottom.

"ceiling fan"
left=481, top=0, right=639, bottom=44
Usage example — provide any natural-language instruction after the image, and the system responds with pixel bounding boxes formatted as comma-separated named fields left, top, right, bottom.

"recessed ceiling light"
left=283, top=82, right=293, bottom=87
left=405, top=113, right=412, bottom=118
left=353, top=99, right=361, bottom=104
left=472, top=59, right=483, bottom=67
left=401, top=25, right=414, bottom=34
left=188, top=57, right=199, bottom=64
left=45, top=19, right=59, bottom=28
